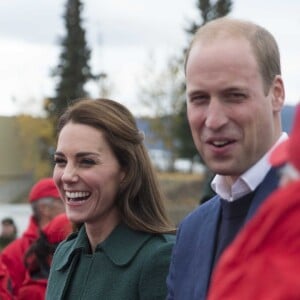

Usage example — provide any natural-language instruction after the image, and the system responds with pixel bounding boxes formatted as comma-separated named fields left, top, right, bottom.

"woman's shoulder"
left=149, top=232, right=176, bottom=246
left=137, top=233, right=175, bottom=299
left=98, top=225, right=175, bottom=268
left=139, top=232, right=175, bottom=259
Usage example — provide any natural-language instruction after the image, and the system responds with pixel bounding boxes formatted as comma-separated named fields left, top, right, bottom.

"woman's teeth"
left=66, top=191, right=90, bottom=201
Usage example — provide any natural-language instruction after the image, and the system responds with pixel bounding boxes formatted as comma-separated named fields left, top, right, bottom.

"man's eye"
left=227, top=93, right=246, bottom=101
left=190, top=95, right=208, bottom=104
left=233, top=93, right=245, bottom=98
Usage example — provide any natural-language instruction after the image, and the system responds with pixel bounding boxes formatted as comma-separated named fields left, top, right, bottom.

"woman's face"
left=53, top=122, right=125, bottom=230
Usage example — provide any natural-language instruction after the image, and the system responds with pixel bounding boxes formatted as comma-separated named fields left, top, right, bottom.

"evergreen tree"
left=138, top=54, right=185, bottom=171
left=137, top=0, right=233, bottom=173
left=175, top=0, right=233, bottom=162
left=186, top=0, right=232, bottom=35
left=46, top=0, right=97, bottom=122
left=175, top=0, right=233, bottom=202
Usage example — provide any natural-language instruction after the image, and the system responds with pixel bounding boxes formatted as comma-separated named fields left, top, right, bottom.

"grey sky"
left=0, top=0, right=299, bottom=116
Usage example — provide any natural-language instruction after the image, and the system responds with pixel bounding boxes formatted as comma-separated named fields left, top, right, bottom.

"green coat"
left=46, top=223, right=175, bottom=300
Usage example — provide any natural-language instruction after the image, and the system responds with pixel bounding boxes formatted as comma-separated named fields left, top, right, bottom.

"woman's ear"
left=120, top=168, right=126, bottom=183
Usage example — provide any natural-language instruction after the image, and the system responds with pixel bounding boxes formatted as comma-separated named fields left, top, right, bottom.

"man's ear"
left=271, top=75, right=285, bottom=112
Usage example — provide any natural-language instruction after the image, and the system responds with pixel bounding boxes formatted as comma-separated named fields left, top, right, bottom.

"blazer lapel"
left=193, top=197, right=221, bottom=299
left=246, top=167, right=280, bottom=220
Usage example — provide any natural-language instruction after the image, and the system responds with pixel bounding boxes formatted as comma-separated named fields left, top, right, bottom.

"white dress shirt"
left=211, top=132, right=288, bottom=201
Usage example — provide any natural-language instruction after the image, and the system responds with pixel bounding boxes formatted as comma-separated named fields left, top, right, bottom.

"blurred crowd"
left=0, top=178, right=71, bottom=300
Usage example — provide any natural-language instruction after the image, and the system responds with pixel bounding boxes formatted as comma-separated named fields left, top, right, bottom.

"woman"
left=46, top=98, right=175, bottom=300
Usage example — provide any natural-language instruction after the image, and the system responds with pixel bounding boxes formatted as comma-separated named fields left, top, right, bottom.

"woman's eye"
left=81, top=159, right=96, bottom=166
left=53, top=157, right=66, bottom=165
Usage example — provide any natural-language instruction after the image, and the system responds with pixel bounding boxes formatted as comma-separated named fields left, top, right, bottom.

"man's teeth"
left=66, top=191, right=90, bottom=199
left=212, top=141, right=228, bottom=147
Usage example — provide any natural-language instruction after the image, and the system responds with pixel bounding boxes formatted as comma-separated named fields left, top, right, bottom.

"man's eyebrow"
left=187, top=89, right=207, bottom=98
left=223, top=87, right=247, bottom=92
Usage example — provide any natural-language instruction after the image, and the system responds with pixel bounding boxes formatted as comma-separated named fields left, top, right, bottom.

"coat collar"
left=98, top=223, right=153, bottom=265
left=55, top=223, right=153, bottom=270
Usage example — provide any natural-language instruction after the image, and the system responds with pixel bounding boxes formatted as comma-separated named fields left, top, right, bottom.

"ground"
left=158, top=172, right=205, bottom=225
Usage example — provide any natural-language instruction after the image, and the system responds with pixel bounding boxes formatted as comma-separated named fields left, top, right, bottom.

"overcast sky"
left=0, top=0, right=299, bottom=116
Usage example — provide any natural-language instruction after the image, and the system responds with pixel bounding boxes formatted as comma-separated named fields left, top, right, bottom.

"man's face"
left=186, top=37, right=283, bottom=181
left=49, top=198, right=65, bottom=218
left=1, top=223, right=16, bottom=237
left=36, top=198, right=65, bottom=227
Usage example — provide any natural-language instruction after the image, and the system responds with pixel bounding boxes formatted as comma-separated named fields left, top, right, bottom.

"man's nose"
left=205, top=99, right=228, bottom=130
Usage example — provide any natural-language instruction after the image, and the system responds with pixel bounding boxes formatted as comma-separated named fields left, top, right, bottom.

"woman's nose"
left=61, top=164, right=78, bottom=182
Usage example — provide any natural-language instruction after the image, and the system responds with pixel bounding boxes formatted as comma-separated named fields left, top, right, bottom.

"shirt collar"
left=211, top=132, right=288, bottom=201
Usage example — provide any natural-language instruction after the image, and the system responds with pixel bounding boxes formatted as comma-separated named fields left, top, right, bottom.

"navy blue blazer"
left=166, top=168, right=280, bottom=300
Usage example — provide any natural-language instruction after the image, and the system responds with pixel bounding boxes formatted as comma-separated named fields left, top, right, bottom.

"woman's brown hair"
left=57, top=98, right=175, bottom=234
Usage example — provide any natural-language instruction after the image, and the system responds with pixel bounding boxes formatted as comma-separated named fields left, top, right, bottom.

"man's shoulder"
left=180, top=196, right=220, bottom=226
left=174, top=196, right=221, bottom=245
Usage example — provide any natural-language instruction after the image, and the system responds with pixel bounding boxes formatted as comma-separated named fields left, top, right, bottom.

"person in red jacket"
left=0, top=178, right=65, bottom=297
left=208, top=104, right=300, bottom=300
left=0, top=262, right=13, bottom=300
left=17, top=213, right=72, bottom=300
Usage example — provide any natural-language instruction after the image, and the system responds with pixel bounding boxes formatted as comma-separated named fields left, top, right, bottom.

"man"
left=0, top=177, right=65, bottom=296
left=167, top=17, right=286, bottom=299
left=207, top=104, right=300, bottom=299
left=0, top=217, right=17, bottom=250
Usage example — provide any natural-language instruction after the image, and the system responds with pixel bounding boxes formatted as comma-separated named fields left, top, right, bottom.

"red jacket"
left=0, top=216, right=39, bottom=296
left=208, top=181, right=300, bottom=300
left=17, top=273, right=46, bottom=300
left=0, top=262, right=13, bottom=300
left=16, top=213, right=72, bottom=300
